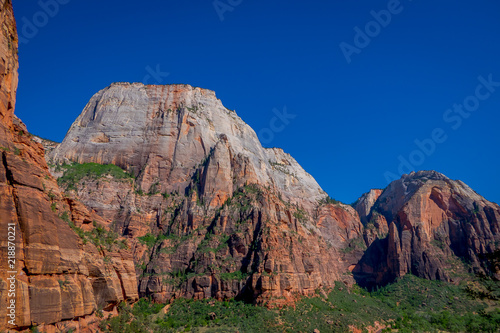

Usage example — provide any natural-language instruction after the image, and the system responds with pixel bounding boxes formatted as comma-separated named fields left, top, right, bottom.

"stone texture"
left=49, top=82, right=327, bottom=212
left=353, top=171, right=500, bottom=287
left=49, top=83, right=367, bottom=304
left=354, top=189, right=383, bottom=224
left=1, top=0, right=497, bottom=325
left=49, top=80, right=500, bottom=306
left=0, top=2, right=138, bottom=330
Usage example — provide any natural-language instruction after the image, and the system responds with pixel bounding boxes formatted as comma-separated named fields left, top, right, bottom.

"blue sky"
left=12, top=0, right=500, bottom=204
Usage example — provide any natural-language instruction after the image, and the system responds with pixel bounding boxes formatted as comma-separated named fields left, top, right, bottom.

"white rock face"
left=50, top=83, right=327, bottom=210
left=354, top=189, right=383, bottom=224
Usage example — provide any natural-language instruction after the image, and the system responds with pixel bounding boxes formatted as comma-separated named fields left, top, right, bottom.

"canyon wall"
left=49, top=83, right=366, bottom=305
left=0, top=2, right=137, bottom=331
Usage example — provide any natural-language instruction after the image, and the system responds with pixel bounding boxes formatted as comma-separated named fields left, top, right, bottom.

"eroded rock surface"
left=49, top=83, right=366, bottom=304
left=49, top=83, right=326, bottom=212
left=49, top=80, right=500, bottom=305
left=0, top=2, right=137, bottom=331
left=354, top=171, right=500, bottom=287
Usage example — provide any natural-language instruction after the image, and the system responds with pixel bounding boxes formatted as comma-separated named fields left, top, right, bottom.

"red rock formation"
left=353, top=171, right=500, bottom=287
left=48, top=83, right=368, bottom=303
left=2, top=4, right=497, bottom=329
left=48, top=79, right=500, bottom=306
left=0, top=2, right=137, bottom=331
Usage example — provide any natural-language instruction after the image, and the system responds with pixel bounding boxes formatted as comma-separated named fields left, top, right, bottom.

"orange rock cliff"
left=0, top=1, right=137, bottom=331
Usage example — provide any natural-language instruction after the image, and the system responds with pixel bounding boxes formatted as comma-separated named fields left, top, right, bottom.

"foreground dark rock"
left=0, top=2, right=137, bottom=331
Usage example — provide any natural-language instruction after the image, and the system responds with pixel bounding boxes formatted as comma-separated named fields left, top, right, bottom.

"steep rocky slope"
left=48, top=81, right=500, bottom=306
left=49, top=83, right=366, bottom=304
left=354, top=171, right=500, bottom=287
left=50, top=83, right=326, bottom=212
left=0, top=2, right=137, bottom=331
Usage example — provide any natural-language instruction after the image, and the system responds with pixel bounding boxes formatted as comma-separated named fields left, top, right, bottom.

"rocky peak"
left=354, top=189, right=383, bottom=225
left=354, top=169, right=500, bottom=287
left=50, top=82, right=326, bottom=211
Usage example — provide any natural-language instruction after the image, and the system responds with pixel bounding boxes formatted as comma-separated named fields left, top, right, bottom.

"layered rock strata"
left=0, top=2, right=138, bottom=331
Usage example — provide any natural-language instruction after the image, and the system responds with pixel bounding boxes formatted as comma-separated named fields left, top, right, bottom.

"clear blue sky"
left=12, top=0, right=500, bottom=204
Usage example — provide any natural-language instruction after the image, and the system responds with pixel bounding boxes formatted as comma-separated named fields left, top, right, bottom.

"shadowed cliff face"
left=354, top=171, right=500, bottom=288
left=0, top=2, right=138, bottom=331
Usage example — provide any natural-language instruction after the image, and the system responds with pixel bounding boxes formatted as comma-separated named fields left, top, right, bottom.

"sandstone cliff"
left=49, top=83, right=365, bottom=304
left=354, top=171, right=500, bottom=287
left=48, top=79, right=500, bottom=306
left=0, top=2, right=137, bottom=331
left=50, top=82, right=327, bottom=212
left=3, top=0, right=499, bottom=328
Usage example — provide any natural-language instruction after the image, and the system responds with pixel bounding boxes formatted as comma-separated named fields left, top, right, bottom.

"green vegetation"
left=163, top=270, right=203, bottom=287
left=340, top=236, right=367, bottom=253
left=57, top=279, right=69, bottom=288
left=223, top=184, right=263, bottom=213
left=99, top=299, right=164, bottom=333
left=57, top=162, right=133, bottom=191
left=219, top=271, right=249, bottom=281
left=196, top=233, right=230, bottom=254
left=318, top=196, right=343, bottom=206
left=293, top=207, right=308, bottom=223
left=99, top=274, right=500, bottom=332
left=139, top=231, right=195, bottom=252
left=138, top=233, right=158, bottom=248
left=268, top=160, right=296, bottom=177
left=148, top=181, right=160, bottom=195
left=61, top=214, right=126, bottom=251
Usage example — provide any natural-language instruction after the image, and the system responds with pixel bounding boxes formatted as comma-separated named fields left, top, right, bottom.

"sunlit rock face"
left=50, top=81, right=500, bottom=305
left=50, top=82, right=326, bottom=212
left=50, top=82, right=368, bottom=304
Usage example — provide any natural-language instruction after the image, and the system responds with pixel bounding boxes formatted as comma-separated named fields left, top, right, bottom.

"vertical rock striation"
left=0, top=2, right=137, bottom=331
left=353, top=171, right=500, bottom=287
left=49, top=83, right=366, bottom=304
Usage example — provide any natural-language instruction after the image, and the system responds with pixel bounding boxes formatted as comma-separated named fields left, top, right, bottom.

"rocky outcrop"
left=56, top=171, right=365, bottom=304
left=354, top=171, right=500, bottom=287
left=49, top=83, right=366, bottom=304
left=0, top=2, right=137, bottom=331
left=0, top=0, right=17, bottom=143
left=3, top=0, right=499, bottom=327
left=32, top=136, right=59, bottom=156
left=49, top=83, right=326, bottom=212
left=49, top=80, right=500, bottom=304
left=354, top=189, right=383, bottom=224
